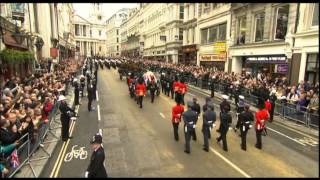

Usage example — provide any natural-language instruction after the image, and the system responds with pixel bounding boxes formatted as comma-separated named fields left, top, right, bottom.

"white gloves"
left=85, top=171, right=89, bottom=178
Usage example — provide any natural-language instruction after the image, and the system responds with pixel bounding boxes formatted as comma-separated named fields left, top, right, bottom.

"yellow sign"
left=213, top=42, right=226, bottom=52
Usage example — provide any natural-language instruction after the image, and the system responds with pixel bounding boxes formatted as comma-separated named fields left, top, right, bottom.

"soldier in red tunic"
left=171, top=101, right=185, bottom=141
left=179, top=78, right=188, bottom=105
left=255, top=104, right=270, bottom=149
left=135, top=77, right=146, bottom=108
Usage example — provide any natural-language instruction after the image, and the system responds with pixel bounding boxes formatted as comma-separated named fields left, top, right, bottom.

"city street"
left=41, top=68, right=318, bottom=177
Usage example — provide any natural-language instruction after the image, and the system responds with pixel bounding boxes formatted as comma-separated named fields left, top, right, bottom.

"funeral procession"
left=0, top=2, right=319, bottom=178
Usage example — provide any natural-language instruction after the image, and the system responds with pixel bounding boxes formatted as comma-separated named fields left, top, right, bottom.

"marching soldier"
left=85, top=133, right=108, bottom=178
left=217, top=95, right=230, bottom=133
left=170, top=75, right=176, bottom=100
left=216, top=109, right=232, bottom=152
left=255, top=103, right=270, bottom=149
left=80, top=75, right=86, bottom=97
left=160, top=72, right=166, bottom=93
left=182, top=101, right=198, bottom=154
left=179, top=78, right=187, bottom=105
left=173, top=78, right=180, bottom=103
left=191, top=97, right=200, bottom=141
left=148, top=76, right=157, bottom=103
left=234, top=95, right=245, bottom=132
left=202, top=97, right=212, bottom=138
left=202, top=102, right=216, bottom=152
left=135, top=77, right=146, bottom=108
left=238, top=105, right=254, bottom=151
left=171, top=101, right=185, bottom=141
left=164, top=74, right=171, bottom=97
left=58, top=95, right=76, bottom=141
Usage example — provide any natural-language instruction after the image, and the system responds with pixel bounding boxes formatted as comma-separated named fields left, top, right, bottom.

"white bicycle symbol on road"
left=64, top=145, right=88, bottom=162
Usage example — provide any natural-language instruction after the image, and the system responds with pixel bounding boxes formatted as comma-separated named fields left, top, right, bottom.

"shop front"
left=181, top=45, right=197, bottom=65
left=241, top=55, right=288, bottom=78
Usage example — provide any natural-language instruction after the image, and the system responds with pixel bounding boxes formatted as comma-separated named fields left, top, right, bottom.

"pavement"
left=37, top=67, right=318, bottom=177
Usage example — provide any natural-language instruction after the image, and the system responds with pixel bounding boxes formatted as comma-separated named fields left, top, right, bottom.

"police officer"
left=210, top=76, right=215, bottom=98
left=173, top=78, right=180, bottom=103
left=202, top=102, right=216, bottom=152
left=182, top=101, right=198, bottom=154
left=269, top=89, right=277, bottom=123
left=85, top=133, right=108, bottom=178
left=87, top=83, right=94, bottom=111
left=172, top=101, right=185, bottom=141
left=80, top=75, right=86, bottom=97
left=160, top=72, right=166, bottom=93
left=216, top=109, right=232, bottom=152
left=191, top=97, right=200, bottom=141
left=92, top=77, right=97, bottom=101
left=58, top=95, right=76, bottom=141
left=238, top=105, right=254, bottom=151
left=74, top=79, right=80, bottom=106
left=164, top=74, right=171, bottom=97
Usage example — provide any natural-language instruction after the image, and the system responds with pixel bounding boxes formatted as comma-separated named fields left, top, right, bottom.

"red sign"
left=50, top=48, right=58, bottom=58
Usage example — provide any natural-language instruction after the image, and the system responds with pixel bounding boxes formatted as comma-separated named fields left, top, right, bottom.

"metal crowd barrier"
left=7, top=102, right=60, bottom=178
left=186, top=77, right=319, bottom=129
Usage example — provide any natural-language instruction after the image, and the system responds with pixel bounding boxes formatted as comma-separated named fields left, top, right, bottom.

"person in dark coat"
left=58, top=95, right=75, bottom=141
left=202, top=102, right=216, bottom=152
left=217, top=95, right=230, bottom=133
left=74, top=79, right=80, bottom=106
left=216, top=110, right=232, bottom=152
left=269, top=89, right=277, bottom=123
left=86, top=133, right=108, bottom=178
left=182, top=102, right=198, bottom=154
left=87, top=83, right=94, bottom=111
left=210, top=77, right=215, bottom=98
left=238, top=105, right=254, bottom=151
left=191, top=97, right=200, bottom=141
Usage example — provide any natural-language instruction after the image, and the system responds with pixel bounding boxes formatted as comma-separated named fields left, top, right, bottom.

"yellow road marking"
left=53, top=120, right=77, bottom=177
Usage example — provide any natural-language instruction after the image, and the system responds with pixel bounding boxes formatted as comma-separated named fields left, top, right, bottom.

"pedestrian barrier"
left=6, top=102, right=61, bottom=178
left=184, top=77, right=318, bottom=129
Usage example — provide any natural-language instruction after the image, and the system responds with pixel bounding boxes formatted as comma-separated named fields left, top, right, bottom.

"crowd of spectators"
left=138, top=59, right=319, bottom=113
left=0, top=58, right=82, bottom=177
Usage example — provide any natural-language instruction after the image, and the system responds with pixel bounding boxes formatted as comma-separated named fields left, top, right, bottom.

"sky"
left=73, top=3, right=138, bottom=20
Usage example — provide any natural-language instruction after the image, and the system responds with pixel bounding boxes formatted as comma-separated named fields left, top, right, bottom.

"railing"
left=5, top=102, right=60, bottom=178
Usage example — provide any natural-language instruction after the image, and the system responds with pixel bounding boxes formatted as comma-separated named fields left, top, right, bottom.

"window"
left=179, top=28, right=183, bottom=40
left=312, top=3, right=319, bottom=26
left=204, top=3, right=210, bottom=14
left=90, top=29, right=92, bottom=37
left=83, top=26, right=86, bottom=37
left=201, top=23, right=227, bottom=44
left=237, top=16, right=246, bottom=44
left=117, top=29, right=119, bottom=35
left=99, top=30, right=101, bottom=36
left=99, top=46, right=101, bottom=51
left=75, top=24, right=80, bottom=36
left=201, top=28, right=208, bottom=44
left=305, top=53, right=319, bottom=85
left=208, top=26, right=217, bottom=43
left=218, top=23, right=226, bottom=41
left=180, top=4, right=184, bottom=19
left=117, top=37, right=119, bottom=43
left=117, top=46, right=119, bottom=51
left=98, top=15, right=102, bottom=20
left=254, top=12, right=265, bottom=42
left=274, top=5, right=289, bottom=40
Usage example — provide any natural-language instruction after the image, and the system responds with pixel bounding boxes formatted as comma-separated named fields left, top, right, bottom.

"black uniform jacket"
left=87, top=146, right=108, bottom=178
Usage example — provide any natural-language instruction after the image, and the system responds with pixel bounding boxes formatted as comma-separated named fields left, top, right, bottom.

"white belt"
left=188, top=122, right=193, bottom=125
left=208, top=121, right=212, bottom=123
left=245, top=121, right=250, bottom=124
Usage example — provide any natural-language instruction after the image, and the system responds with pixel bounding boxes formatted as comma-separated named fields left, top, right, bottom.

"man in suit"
left=85, top=133, right=108, bottom=178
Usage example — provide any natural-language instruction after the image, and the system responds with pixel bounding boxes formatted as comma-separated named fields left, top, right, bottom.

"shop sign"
left=246, top=55, right=287, bottom=63
left=213, top=42, right=226, bottom=52
left=200, top=52, right=226, bottom=62
left=276, top=64, right=288, bottom=73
